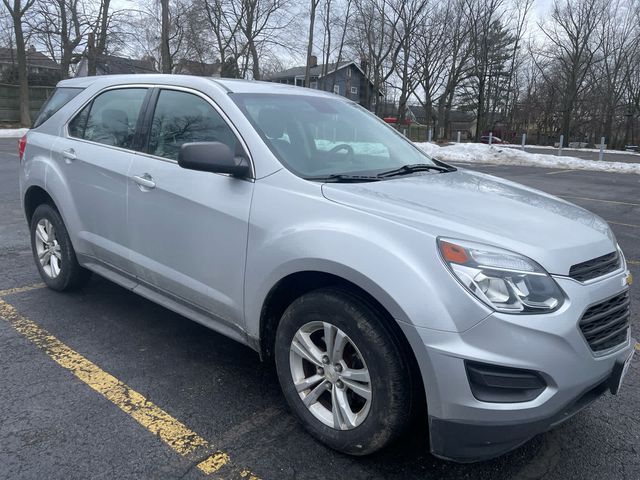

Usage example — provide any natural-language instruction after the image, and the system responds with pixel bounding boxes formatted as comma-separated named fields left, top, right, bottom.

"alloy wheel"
left=34, top=218, right=62, bottom=278
left=289, top=321, right=372, bottom=430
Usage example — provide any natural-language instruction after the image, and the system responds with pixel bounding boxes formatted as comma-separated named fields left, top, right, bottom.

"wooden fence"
left=0, top=84, right=55, bottom=123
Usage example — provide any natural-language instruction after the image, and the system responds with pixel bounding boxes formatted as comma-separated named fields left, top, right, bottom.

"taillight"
left=18, top=134, right=27, bottom=162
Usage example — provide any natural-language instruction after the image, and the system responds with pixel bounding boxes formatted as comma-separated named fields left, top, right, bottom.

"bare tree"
left=160, top=0, right=171, bottom=72
left=304, top=0, right=321, bottom=87
left=410, top=0, right=456, bottom=132
left=351, top=0, right=403, bottom=114
left=538, top=0, right=606, bottom=141
left=593, top=0, right=639, bottom=147
left=3, top=0, right=36, bottom=126
left=87, top=0, right=111, bottom=75
left=31, top=0, right=85, bottom=78
left=392, top=0, right=429, bottom=124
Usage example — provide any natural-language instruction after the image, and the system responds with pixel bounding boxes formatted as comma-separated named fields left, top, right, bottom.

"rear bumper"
left=428, top=373, right=612, bottom=462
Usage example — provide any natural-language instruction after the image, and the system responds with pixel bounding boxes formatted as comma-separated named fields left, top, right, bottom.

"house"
left=265, top=57, right=379, bottom=109
left=174, top=59, right=221, bottom=77
left=0, top=46, right=59, bottom=75
left=75, top=54, right=157, bottom=77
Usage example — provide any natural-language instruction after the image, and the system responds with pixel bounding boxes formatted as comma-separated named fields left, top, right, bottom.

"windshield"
left=231, top=93, right=441, bottom=179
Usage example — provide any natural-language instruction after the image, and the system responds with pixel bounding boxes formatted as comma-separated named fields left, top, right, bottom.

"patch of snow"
left=0, top=128, right=28, bottom=138
left=415, top=142, right=640, bottom=175
left=508, top=144, right=640, bottom=156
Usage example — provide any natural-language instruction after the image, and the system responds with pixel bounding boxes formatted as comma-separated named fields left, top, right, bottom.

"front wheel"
left=275, top=288, right=412, bottom=455
left=30, top=204, right=91, bottom=291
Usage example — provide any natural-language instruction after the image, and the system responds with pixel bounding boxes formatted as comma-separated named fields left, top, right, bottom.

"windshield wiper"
left=376, top=163, right=456, bottom=178
left=305, top=174, right=382, bottom=183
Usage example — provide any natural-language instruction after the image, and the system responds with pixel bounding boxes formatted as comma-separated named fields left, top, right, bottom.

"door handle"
left=132, top=174, right=156, bottom=190
left=62, top=149, right=76, bottom=162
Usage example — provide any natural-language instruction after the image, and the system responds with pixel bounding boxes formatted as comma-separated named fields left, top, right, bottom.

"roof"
left=92, top=54, right=157, bottom=75
left=58, top=74, right=340, bottom=99
left=266, top=61, right=357, bottom=80
left=0, top=47, right=59, bottom=70
left=175, top=59, right=221, bottom=76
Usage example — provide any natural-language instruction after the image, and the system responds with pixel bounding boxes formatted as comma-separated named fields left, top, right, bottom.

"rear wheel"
left=275, top=288, right=412, bottom=455
left=30, top=204, right=91, bottom=291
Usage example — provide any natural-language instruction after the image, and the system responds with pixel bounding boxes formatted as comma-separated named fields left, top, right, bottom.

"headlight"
left=437, top=238, right=564, bottom=314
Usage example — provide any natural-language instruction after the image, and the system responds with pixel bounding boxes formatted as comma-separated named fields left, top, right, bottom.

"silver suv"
left=19, top=75, right=634, bottom=462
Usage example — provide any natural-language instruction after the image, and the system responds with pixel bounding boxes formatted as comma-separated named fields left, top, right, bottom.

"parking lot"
left=1, top=137, right=638, bottom=480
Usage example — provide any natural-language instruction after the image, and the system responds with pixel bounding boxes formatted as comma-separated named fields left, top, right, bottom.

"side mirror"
left=178, top=142, right=252, bottom=178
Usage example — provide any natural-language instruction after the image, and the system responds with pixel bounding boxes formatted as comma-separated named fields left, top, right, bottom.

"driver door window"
left=147, top=90, right=238, bottom=160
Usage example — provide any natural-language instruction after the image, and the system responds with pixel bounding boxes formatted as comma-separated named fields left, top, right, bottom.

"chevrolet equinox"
left=19, top=75, right=635, bottom=462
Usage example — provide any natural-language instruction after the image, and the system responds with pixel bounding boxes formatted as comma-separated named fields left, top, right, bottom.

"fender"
left=243, top=178, right=492, bottom=341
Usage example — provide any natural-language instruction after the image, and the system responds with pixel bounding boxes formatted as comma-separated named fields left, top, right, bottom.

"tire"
left=275, top=288, right=412, bottom=455
left=30, top=203, right=91, bottom=291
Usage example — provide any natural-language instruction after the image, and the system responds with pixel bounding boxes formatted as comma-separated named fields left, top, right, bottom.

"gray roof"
left=93, top=54, right=157, bottom=75
left=175, top=59, right=221, bottom=76
left=266, top=61, right=352, bottom=80
left=0, top=48, right=59, bottom=70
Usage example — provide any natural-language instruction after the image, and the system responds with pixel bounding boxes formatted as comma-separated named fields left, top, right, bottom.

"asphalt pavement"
left=0, top=137, right=638, bottom=480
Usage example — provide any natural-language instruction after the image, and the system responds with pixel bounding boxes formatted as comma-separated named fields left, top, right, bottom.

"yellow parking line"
left=636, top=343, right=640, bottom=351
left=628, top=260, right=640, bottom=266
left=546, top=169, right=576, bottom=175
left=559, top=195, right=640, bottom=207
left=605, top=220, right=640, bottom=229
left=0, top=283, right=46, bottom=297
left=0, top=297, right=259, bottom=478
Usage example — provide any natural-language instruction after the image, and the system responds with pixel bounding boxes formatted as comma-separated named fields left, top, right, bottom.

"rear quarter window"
left=32, top=87, right=84, bottom=128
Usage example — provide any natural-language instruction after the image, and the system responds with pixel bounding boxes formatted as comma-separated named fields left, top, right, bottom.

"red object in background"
left=480, top=135, right=505, bottom=144
left=383, top=117, right=412, bottom=125
left=18, top=134, right=27, bottom=162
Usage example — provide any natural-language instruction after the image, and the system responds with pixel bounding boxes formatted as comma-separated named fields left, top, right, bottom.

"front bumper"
left=402, top=267, right=634, bottom=462
left=429, top=369, right=617, bottom=462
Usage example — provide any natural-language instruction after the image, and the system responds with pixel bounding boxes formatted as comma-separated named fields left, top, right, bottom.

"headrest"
left=257, top=108, right=285, bottom=139
left=102, top=109, right=129, bottom=133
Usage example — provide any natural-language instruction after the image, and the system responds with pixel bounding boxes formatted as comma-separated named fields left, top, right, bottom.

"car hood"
left=321, top=169, right=617, bottom=276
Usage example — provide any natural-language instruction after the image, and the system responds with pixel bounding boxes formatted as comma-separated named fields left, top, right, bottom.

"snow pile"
left=522, top=144, right=640, bottom=156
left=0, top=128, right=28, bottom=138
left=415, top=142, right=640, bottom=174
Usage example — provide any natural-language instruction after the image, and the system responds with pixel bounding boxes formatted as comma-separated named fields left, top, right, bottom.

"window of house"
left=310, top=81, right=317, bottom=89
left=351, top=86, right=358, bottom=94
left=333, top=85, right=340, bottom=95
left=147, top=89, right=237, bottom=161
left=295, top=78, right=304, bottom=87
left=346, top=68, right=351, bottom=78
left=68, top=88, right=148, bottom=150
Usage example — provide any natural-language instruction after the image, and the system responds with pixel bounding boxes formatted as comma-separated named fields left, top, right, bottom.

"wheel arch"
left=258, top=270, right=426, bottom=412
left=24, top=185, right=58, bottom=224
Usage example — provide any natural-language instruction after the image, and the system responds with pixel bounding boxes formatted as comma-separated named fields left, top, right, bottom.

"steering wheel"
left=328, top=143, right=355, bottom=163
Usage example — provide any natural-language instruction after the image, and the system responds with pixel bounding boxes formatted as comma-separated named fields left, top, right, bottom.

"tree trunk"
left=160, top=0, right=172, bottom=73
left=89, top=0, right=111, bottom=76
left=11, top=4, right=30, bottom=127
left=304, top=0, right=318, bottom=88
left=249, top=41, right=260, bottom=80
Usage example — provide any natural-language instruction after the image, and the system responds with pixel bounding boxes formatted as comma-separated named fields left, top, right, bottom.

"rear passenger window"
left=33, top=87, right=84, bottom=128
left=147, top=90, right=237, bottom=161
left=69, top=88, right=147, bottom=150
